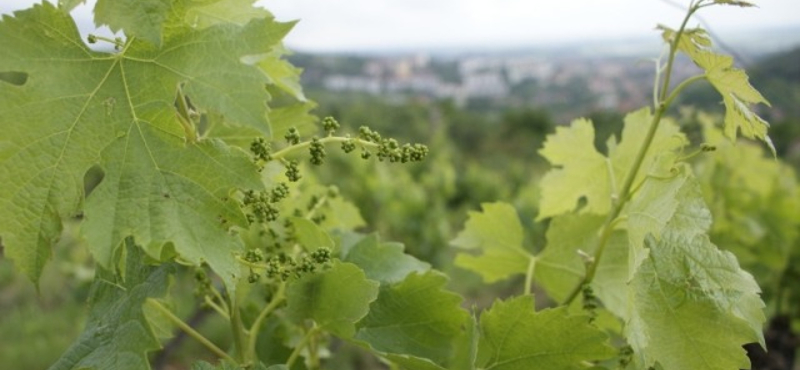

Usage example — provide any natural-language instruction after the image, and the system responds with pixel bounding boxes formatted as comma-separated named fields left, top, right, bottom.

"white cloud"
left=262, top=0, right=800, bottom=51
left=2, top=0, right=798, bottom=52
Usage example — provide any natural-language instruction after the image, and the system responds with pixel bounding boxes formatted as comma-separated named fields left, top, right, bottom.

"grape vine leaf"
left=451, top=202, right=533, bottom=283
left=627, top=232, right=765, bottom=370
left=534, top=213, right=604, bottom=303
left=449, top=312, right=479, bottom=370
left=714, top=0, right=757, bottom=7
left=625, top=174, right=766, bottom=370
left=355, top=271, right=467, bottom=367
left=342, top=233, right=430, bottom=284
left=57, top=0, right=85, bottom=12
left=0, top=3, right=292, bottom=286
left=290, top=216, right=334, bottom=252
left=625, top=164, right=703, bottom=275
left=475, top=295, right=615, bottom=370
left=660, top=26, right=774, bottom=153
left=588, top=230, right=629, bottom=318
left=537, top=118, right=608, bottom=218
left=285, top=260, right=379, bottom=338
left=94, top=0, right=170, bottom=46
left=534, top=212, right=630, bottom=315
left=184, top=0, right=272, bottom=29
left=538, top=108, right=686, bottom=219
left=260, top=45, right=308, bottom=103
left=192, top=360, right=276, bottom=370
left=49, top=242, right=172, bottom=370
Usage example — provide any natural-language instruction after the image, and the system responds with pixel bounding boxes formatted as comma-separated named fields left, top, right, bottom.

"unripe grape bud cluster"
left=249, top=116, right=428, bottom=183
left=250, top=137, right=271, bottom=162
left=193, top=267, right=212, bottom=298
left=285, top=127, right=300, bottom=145
left=241, top=183, right=291, bottom=225
left=358, top=126, right=428, bottom=163
left=260, top=247, right=334, bottom=282
left=322, top=116, right=340, bottom=134
left=309, top=137, right=326, bottom=165
left=285, top=160, right=301, bottom=182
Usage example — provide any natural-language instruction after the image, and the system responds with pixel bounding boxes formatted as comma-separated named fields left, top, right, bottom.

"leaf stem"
left=524, top=256, right=536, bottom=295
left=209, top=283, right=230, bottom=314
left=236, top=255, right=270, bottom=269
left=229, top=297, right=247, bottom=364
left=658, top=0, right=703, bottom=102
left=663, top=74, right=706, bottom=108
left=246, top=282, right=287, bottom=361
left=270, top=136, right=378, bottom=161
left=286, top=326, right=320, bottom=368
left=305, top=194, right=329, bottom=221
left=147, top=298, right=236, bottom=363
left=204, top=296, right=230, bottom=320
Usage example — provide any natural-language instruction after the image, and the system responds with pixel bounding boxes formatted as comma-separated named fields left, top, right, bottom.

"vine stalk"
left=286, top=326, right=321, bottom=368
left=229, top=297, right=247, bottom=364
left=271, top=136, right=378, bottom=161
left=524, top=257, right=536, bottom=295
left=246, top=282, right=287, bottom=362
left=563, top=1, right=706, bottom=305
left=147, top=298, right=235, bottom=363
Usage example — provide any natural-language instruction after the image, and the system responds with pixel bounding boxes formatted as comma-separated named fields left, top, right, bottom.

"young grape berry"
left=285, top=127, right=301, bottom=145
left=309, top=137, right=326, bottom=165
left=250, top=137, right=271, bottom=161
left=285, top=160, right=301, bottom=182
left=322, top=116, right=340, bottom=134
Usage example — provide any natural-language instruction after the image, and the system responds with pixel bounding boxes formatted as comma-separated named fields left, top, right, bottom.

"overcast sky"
left=2, top=0, right=799, bottom=52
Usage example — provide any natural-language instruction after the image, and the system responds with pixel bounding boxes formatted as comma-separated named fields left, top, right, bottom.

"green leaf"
left=94, top=0, right=171, bottom=46
left=268, top=100, right=318, bottom=139
left=535, top=213, right=604, bottom=303
left=319, top=196, right=366, bottom=231
left=264, top=366, right=289, bottom=370
left=184, top=0, right=273, bottom=29
left=590, top=230, right=629, bottom=318
left=476, top=296, right=615, bottom=370
left=537, top=118, right=608, bottom=218
left=451, top=202, right=532, bottom=283
left=627, top=232, right=765, bottom=370
left=538, top=108, right=686, bottom=219
left=449, top=312, right=479, bottom=370
left=355, top=272, right=467, bottom=367
left=625, top=164, right=705, bottom=275
left=191, top=360, right=277, bottom=370
left=49, top=241, right=172, bottom=370
left=290, top=216, right=334, bottom=252
left=83, top=136, right=258, bottom=292
left=660, top=26, right=773, bottom=153
left=285, top=260, right=379, bottom=338
left=625, top=174, right=766, bottom=370
left=58, top=0, right=86, bottom=11
left=385, top=355, right=448, bottom=370
left=0, top=3, right=292, bottom=285
left=713, top=0, right=757, bottom=7
left=260, top=45, right=308, bottom=102
left=342, top=233, right=430, bottom=284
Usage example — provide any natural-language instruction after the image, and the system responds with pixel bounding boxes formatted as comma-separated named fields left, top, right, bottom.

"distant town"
left=291, top=27, right=800, bottom=120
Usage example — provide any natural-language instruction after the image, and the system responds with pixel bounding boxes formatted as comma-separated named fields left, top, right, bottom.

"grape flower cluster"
left=249, top=116, right=428, bottom=183
left=241, top=183, right=290, bottom=225
left=241, top=247, right=334, bottom=283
